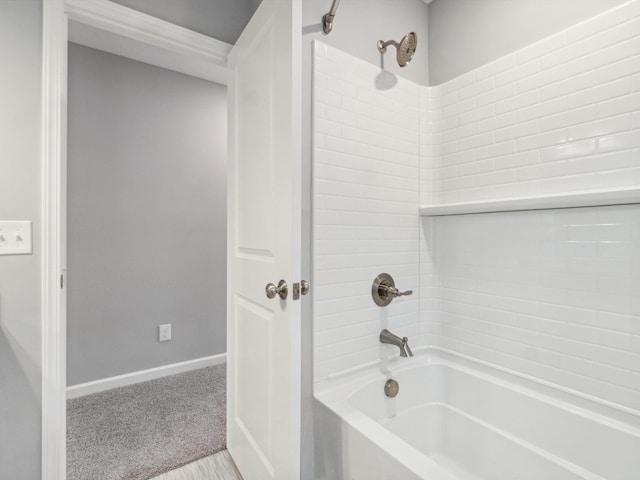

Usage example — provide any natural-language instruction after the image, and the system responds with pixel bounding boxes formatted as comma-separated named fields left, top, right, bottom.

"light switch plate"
left=0, top=221, right=32, bottom=255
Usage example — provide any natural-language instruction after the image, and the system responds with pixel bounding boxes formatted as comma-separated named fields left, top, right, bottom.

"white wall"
left=302, top=2, right=429, bottom=475
left=422, top=1, right=640, bottom=205
left=313, top=43, right=421, bottom=387
left=0, top=1, right=42, bottom=479
left=67, top=44, right=227, bottom=385
left=422, top=205, right=640, bottom=410
left=428, top=0, right=628, bottom=84
left=417, top=0, right=640, bottom=417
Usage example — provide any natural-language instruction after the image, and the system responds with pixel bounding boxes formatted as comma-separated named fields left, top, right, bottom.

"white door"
left=227, top=0, right=301, bottom=478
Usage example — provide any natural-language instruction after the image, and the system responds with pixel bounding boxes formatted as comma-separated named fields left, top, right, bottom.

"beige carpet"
left=67, top=364, right=226, bottom=480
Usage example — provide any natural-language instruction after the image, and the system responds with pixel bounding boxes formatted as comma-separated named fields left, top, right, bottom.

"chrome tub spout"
left=380, top=329, right=413, bottom=357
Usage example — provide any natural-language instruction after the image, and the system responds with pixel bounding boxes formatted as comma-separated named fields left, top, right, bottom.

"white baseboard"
left=66, top=353, right=226, bottom=399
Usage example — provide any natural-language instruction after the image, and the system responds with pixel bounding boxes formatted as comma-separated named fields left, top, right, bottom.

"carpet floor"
left=67, top=364, right=226, bottom=480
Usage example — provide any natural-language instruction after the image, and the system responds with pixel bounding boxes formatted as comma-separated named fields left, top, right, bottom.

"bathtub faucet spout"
left=380, top=329, right=413, bottom=357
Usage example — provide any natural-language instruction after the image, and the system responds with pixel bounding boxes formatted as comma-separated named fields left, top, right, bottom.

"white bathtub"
left=314, top=349, right=640, bottom=480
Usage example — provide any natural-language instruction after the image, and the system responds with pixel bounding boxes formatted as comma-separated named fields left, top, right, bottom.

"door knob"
left=265, top=280, right=288, bottom=300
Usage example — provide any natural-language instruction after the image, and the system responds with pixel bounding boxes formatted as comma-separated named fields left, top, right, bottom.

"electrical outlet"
left=159, top=324, right=171, bottom=342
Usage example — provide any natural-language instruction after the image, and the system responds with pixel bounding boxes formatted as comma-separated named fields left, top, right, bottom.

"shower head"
left=377, top=32, right=417, bottom=67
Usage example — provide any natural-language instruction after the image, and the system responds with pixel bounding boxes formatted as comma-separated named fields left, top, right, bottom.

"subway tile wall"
left=419, top=1, right=640, bottom=411
left=421, top=206, right=640, bottom=411
left=421, top=1, right=640, bottom=205
left=314, top=1, right=640, bottom=407
left=313, top=43, right=421, bottom=387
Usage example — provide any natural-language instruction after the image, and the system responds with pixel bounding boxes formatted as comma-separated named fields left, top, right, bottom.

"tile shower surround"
left=313, top=42, right=421, bottom=386
left=421, top=0, right=640, bottom=205
left=314, top=1, right=640, bottom=412
left=420, top=206, right=640, bottom=411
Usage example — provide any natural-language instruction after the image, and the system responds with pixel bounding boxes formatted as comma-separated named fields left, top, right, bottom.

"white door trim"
left=41, top=1, right=68, bottom=477
left=41, top=2, right=231, bottom=478
left=65, top=0, right=231, bottom=84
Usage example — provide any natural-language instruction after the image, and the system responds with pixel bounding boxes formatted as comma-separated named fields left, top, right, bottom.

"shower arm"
left=377, top=39, right=399, bottom=54
left=322, top=0, right=341, bottom=34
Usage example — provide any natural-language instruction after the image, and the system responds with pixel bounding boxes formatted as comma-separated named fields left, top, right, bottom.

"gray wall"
left=428, top=0, right=627, bottom=84
left=110, top=0, right=259, bottom=44
left=0, top=1, right=42, bottom=479
left=304, top=0, right=430, bottom=85
left=0, top=1, right=248, bottom=477
left=67, top=44, right=227, bottom=385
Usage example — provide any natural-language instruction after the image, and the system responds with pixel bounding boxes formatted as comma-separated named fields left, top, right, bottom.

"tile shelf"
left=419, top=186, right=640, bottom=216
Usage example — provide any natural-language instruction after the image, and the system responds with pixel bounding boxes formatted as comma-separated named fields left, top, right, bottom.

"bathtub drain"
left=384, top=379, right=399, bottom=398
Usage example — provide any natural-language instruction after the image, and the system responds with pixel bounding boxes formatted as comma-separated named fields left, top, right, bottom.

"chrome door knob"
left=300, top=280, right=310, bottom=295
left=265, top=280, right=288, bottom=300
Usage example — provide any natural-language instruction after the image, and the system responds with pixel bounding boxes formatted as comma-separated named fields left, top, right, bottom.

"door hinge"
left=60, top=273, right=64, bottom=289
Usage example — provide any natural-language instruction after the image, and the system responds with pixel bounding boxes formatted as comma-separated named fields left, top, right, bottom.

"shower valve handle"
left=372, top=273, right=413, bottom=306
left=381, top=285, right=413, bottom=298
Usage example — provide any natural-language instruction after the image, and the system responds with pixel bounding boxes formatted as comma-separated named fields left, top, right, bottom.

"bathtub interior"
left=317, top=350, right=640, bottom=480
left=379, top=401, right=600, bottom=480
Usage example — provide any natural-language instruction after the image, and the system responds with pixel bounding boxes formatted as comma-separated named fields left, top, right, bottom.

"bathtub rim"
left=316, top=384, right=461, bottom=480
left=315, top=347, right=640, bottom=480
left=316, top=346, right=640, bottom=432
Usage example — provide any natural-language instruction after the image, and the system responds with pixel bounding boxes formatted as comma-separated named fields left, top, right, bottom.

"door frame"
left=41, top=1, right=231, bottom=478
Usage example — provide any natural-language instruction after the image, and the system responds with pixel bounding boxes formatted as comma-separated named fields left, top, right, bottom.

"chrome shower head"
left=377, top=32, right=417, bottom=67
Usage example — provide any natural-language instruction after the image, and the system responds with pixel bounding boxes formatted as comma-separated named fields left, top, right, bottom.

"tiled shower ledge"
left=419, top=186, right=640, bottom=216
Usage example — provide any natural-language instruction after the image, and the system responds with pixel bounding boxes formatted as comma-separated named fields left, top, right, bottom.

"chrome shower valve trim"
left=372, top=273, right=413, bottom=306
